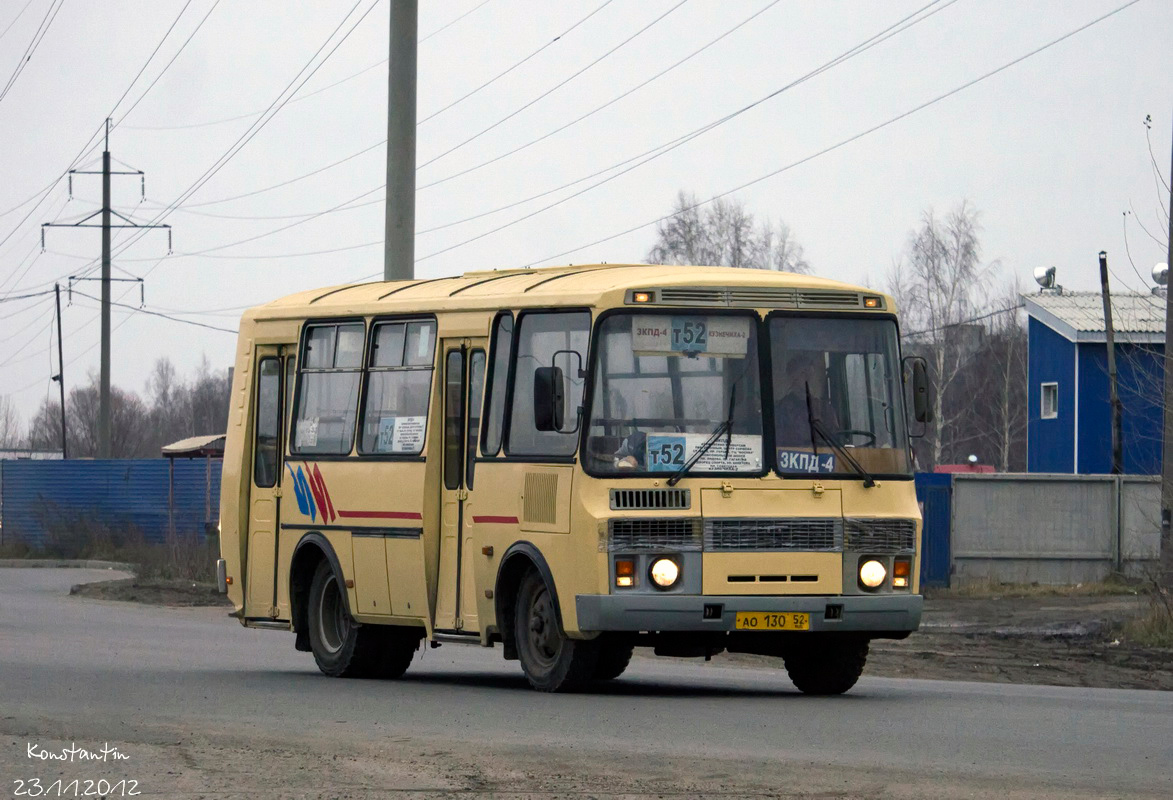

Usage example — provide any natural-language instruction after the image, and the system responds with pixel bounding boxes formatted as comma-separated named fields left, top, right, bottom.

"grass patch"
left=2, top=516, right=218, bottom=583
left=1120, top=592, right=1173, bottom=647
left=927, top=574, right=1146, bottom=599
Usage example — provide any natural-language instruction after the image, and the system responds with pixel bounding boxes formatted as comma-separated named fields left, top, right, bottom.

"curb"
left=0, top=559, right=135, bottom=571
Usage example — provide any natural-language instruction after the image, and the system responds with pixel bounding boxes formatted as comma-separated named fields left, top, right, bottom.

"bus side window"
left=466, top=350, right=485, bottom=488
left=253, top=357, right=281, bottom=487
left=481, top=312, right=513, bottom=457
left=506, top=311, right=590, bottom=458
left=291, top=322, right=364, bottom=455
left=358, top=319, right=435, bottom=455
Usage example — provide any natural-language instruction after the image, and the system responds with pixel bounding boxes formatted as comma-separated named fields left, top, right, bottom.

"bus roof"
left=245, top=263, right=894, bottom=320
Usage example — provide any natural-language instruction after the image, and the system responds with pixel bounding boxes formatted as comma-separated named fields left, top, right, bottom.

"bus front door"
left=244, top=345, right=290, bottom=620
left=436, top=340, right=487, bottom=633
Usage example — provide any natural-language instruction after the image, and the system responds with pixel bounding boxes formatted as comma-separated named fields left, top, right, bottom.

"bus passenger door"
left=245, top=345, right=290, bottom=620
left=436, top=340, right=487, bottom=633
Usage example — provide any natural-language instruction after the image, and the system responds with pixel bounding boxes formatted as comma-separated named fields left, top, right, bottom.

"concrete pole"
left=1160, top=122, right=1173, bottom=586
left=99, top=121, right=112, bottom=459
left=1098, top=251, right=1122, bottom=475
left=384, top=0, right=417, bottom=282
left=54, top=283, right=67, bottom=459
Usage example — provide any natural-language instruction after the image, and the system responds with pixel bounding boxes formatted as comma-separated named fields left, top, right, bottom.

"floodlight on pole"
left=1153, top=262, right=1169, bottom=287
left=1033, top=266, right=1059, bottom=292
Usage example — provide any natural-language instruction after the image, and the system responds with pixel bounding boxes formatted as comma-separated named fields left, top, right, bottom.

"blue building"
left=1025, top=291, right=1165, bottom=474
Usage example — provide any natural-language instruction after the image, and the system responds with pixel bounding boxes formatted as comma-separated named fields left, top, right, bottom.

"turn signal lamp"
left=893, top=558, right=911, bottom=589
left=615, top=559, right=635, bottom=588
left=632, top=290, right=653, bottom=303
left=863, top=296, right=881, bottom=309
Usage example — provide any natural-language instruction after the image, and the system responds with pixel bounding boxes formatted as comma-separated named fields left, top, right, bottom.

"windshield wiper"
left=804, top=383, right=876, bottom=488
left=667, top=384, right=738, bottom=487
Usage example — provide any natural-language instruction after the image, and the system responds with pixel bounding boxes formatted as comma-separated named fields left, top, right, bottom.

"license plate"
left=735, top=612, right=810, bottom=631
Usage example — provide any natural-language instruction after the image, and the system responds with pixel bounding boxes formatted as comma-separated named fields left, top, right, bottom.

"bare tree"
left=648, top=191, right=811, bottom=273
left=27, top=372, right=152, bottom=458
left=888, top=200, right=997, bottom=467
left=0, top=395, right=23, bottom=448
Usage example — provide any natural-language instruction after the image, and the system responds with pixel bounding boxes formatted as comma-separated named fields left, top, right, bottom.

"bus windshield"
left=585, top=311, right=764, bottom=475
left=770, top=316, right=911, bottom=476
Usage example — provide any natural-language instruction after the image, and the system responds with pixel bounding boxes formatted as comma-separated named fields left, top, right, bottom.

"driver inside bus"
left=775, top=351, right=840, bottom=446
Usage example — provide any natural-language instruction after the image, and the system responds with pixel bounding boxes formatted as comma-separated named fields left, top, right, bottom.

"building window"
left=1041, top=382, right=1058, bottom=419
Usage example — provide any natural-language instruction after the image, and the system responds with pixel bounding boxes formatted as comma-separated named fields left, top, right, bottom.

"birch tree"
left=648, top=191, right=811, bottom=273
left=888, top=201, right=996, bottom=467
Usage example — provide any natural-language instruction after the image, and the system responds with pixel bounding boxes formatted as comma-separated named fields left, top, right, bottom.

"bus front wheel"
left=782, top=636, right=869, bottom=695
left=307, top=560, right=419, bottom=678
left=514, top=570, right=598, bottom=692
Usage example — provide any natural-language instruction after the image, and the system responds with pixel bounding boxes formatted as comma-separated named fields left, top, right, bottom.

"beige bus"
left=218, top=264, right=930, bottom=693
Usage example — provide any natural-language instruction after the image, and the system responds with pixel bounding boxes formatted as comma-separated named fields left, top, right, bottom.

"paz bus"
left=217, top=264, right=931, bottom=694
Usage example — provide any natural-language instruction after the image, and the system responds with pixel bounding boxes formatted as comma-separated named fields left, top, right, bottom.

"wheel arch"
left=494, top=541, right=559, bottom=660
left=290, top=532, right=351, bottom=644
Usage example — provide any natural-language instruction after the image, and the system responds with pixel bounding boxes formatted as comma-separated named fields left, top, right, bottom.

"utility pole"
left=384, top=0, right=417, bottom=282
left=52, top=283, right=67, bottom=459
left=1099, top=251, right=1123, bottom=475
left=1161, top=120, right=1173, bottom=587
left=41, top=119, right=170, bottom=458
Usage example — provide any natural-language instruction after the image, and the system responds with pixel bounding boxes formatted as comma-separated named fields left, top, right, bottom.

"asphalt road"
left=1, top=567, right=1170, bottom=799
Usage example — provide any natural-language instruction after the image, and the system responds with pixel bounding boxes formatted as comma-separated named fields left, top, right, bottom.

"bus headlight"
left=649, top=557, right=680, bottom=589
left=859, top=559, right=886, bottom=589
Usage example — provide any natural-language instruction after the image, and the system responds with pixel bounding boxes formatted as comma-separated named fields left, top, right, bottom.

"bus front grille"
left=704, top=518, right=843, bottom=551
left=653, top=286, right=866, bottom=309
left=844, top=518, right=917, bottom=553
left=608, top=518, right=703, bottom=552
left=609, top=488, right=691, bottom=511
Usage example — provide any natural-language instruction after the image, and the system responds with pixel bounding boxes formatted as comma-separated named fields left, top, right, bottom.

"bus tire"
left=514, top=569, right=598, bottom=692
left=307, top=560, right=382, bottom=678
left=593, top=635, right=635, bottom=681
left=782, top=636, right=869, bottom=695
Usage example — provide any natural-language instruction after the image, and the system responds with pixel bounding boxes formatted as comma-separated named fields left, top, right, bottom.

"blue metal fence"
left=0, top=458, right=222, bottom=548
left=915, top=472, right=952, bottom=588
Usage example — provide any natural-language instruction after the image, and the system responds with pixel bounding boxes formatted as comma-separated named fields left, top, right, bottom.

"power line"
left=104, top=0, right=193, bottom=121
left=0, top=0, right=66, bottom=106
left=122, top=0, right=937, bottom=265
left=103, top=0, right=379, bottom=265
left=405, top=0, right=958, bottom=268
left=120, top=0, right=493, bottom=133
left=417, top=0, right=613, bottom=127
left=110, top=0, right=220, bottom=129
left=416, top=0, right=783, bottom=194
left=418, top=0, right=491, bottom=44
left=510, top=0, right=1142, bottom=272
left=152, top=1, right=613, bottom=207
left=0, top=0, right=36, bottom=43
left=904, top=304, right=1024, bottom=338
left=417, top=0, right=682, bottom=172
left=70, top=290, right=237, bottom=333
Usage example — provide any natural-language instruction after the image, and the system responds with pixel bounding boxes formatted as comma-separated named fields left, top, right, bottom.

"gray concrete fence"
left=950, top=474, right=1160, bottom=585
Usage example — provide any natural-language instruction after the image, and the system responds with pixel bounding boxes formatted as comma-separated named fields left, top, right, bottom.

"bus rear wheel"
left=307, top=561, right=419, bottom=678
left=782, top=636, right=869, bottom=695
left=514, top=570, right=598, bottom=692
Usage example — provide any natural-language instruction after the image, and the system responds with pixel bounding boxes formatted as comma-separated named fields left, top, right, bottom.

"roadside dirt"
left=3, top=724, right=1153, bottom=800
left=69, top=577, right=230, bottom=607
left=67, top=572, right=1172, bottom=691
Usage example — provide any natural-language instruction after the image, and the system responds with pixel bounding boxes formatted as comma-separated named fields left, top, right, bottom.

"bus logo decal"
left=287, top=464, right=315, bottom=520
left=306, top=464, right=337, bottom=523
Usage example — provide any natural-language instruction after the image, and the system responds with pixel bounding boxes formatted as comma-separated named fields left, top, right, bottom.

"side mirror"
left=911, top=359, right=935, bottom=423
left=533, top=366, right=565, bottom=431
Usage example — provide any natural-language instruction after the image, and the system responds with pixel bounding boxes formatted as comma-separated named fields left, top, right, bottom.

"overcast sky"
left=0, top=0, right=1170, bottom=424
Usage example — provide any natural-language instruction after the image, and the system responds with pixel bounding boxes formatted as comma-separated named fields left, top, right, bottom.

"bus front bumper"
left=576, top=593, right=923, bottom=634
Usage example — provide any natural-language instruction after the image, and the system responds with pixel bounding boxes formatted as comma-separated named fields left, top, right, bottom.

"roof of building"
left=1022, top=290, right=1166, bottom=344
left=161, top=434, right=225, bottom=458
left=245, top=264, right=893, bottom=321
